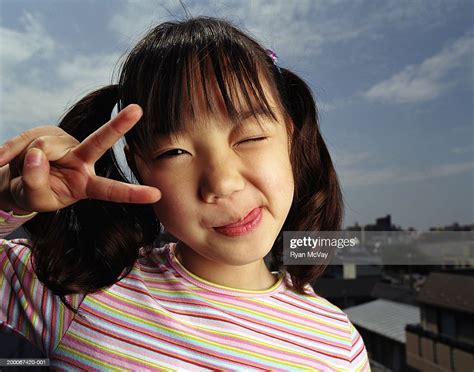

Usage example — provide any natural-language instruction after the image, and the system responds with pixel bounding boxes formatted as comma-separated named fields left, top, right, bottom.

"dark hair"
left=24, top=16, right=343, bottom=312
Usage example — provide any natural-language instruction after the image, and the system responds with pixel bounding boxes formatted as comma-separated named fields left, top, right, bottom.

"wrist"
left=0, top=165, right=36, bottom=216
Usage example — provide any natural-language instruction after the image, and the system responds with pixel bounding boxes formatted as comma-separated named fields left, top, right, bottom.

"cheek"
left=152, top=191, right=200, bottom=239
left=141, top=168, right=195, bottom=226
left=250, top=146, right=295, bottom=205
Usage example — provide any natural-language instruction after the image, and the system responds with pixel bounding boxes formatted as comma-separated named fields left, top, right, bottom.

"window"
left=440, top=312, right=456, bottom=338
left=422, top=306, right=438, bottom=332
left=455, top=311, right=474, bottom=344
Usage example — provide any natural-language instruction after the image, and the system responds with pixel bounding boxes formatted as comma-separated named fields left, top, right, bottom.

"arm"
left=1, top=235, right=85, bottom=356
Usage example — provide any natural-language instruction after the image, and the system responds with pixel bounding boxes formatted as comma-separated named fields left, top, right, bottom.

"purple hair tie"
left=266, top=49, right=281, bottom=74
left=266, top=49, right=278, bottom=64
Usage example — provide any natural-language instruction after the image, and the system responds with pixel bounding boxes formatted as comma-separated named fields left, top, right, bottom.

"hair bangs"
left=185, top=48, right=280, bottom=126
left=121, top=25, right=281, bottom=158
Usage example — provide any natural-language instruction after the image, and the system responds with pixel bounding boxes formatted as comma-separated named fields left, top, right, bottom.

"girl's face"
left=132, top=82, right=294, bottom=273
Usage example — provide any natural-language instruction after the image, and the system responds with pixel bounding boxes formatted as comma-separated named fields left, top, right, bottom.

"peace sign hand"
left=0, top=104, right=161, bottom=214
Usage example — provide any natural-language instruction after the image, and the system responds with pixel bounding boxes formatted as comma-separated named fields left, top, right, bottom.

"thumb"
left=15, top=148, right=52, bottom=211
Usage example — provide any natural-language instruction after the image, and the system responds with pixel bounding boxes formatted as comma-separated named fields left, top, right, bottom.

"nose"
left=199, top=156, right=245, bottom=203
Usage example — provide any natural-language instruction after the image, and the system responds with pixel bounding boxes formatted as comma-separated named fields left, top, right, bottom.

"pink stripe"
left=163, top=307, right=345, bottom=369
left=73, top=308, right=264, bottom=370
left=49, top=292, right=58, bottom=354
left=122, top=276, right=347, bottom=337
left=116, top=279, right=351, bottom=353
left=102, top=286, right=337, bottom=365
left=60, top=332, right=171, bottom=371
left=141, top=275, right=349, bottom=326
left=276, top=293, right=349, bottom=319
left=162, top=305, right=350, bottom=360
left=285, top=291, right=346, bottom=315
left=201, top=294, right=350, bottom=338
left=80, top=296, right=274, bottom=370
left=53, top=344, right=105, bottom=371
left=148, top=290, right=351, bottom=352
left=123, top=288, right=351, bottom=359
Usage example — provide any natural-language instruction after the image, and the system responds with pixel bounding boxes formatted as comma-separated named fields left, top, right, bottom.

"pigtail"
left=23, top=85, right=158, bottom=313
left=274, top=68, right=344, bottom=293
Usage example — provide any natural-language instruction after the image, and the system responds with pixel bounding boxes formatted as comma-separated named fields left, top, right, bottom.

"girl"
left=0, top=17, right=369, bottom=371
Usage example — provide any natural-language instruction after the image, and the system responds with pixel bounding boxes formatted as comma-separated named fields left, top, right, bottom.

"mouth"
left=213, top=207, right=263, bottom=237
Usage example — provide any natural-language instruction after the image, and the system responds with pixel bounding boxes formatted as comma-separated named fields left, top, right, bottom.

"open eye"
left=155, top=149, right=187, bottom=160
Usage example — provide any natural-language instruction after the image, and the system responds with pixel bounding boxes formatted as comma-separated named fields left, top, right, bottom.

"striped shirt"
left=1, top=211, right=370, bottom=371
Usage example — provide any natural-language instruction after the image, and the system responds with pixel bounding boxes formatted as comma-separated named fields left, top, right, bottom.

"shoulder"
left=290, top=290, right=370, bottom=370
left=124, top=243, right=182, bottom=286
left=282, top=273, right=351, bottom=321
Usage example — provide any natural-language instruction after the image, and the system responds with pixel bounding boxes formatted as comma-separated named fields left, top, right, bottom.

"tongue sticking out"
left=213, top=207, right=263, bottom=237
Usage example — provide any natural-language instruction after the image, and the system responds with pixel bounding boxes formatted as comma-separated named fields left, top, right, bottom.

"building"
left=345, top=299, right=420, bottom=371
left=313, top=276, right=379, bottom=308
left=371, top=281, right=417, bottom=305
left=313, top=264, right=382, bottom=308
left=405, top=271, right=474, bottom=371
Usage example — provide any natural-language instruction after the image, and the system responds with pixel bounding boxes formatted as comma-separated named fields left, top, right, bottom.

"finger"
left=10, top=135, right=80, bottom=178
left=86, top=175, right=161, bottom=204
left=73, top=104, right=143, bottom=164
left=25, top=135, right=80, bottom=162
left=11, top=148, right=54, bottom=212
left=0, top=126, right=64, bottom=166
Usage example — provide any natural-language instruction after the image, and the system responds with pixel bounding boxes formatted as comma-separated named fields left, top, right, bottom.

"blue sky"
left=0, top=0, right=472, bottom=230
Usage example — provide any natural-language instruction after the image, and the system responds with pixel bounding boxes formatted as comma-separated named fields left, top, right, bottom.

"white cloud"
left=419, top=161, right=474, bottom=179
left=1, top=1, right=470, bottom=143
left=451, top=145, right=474, bottom=154
left=318, top=100, right=337, bottom=113
left=57, top=53, right=122, bottom=94
left=341, top=161, right=474, bottom=187
left=333, top=150, right=372, bottom=168
left=107, top=0, right=328, bottom=59
left=1, top=53, right=121, bottom=139
left=0, top=12, right=55, bottom=70
left=108, top=0, right=452, bottom=66
left=363, top=34, right=474, bottom=104
left=0, top=13, right=123, bottom=143
left=341, top=168, right=400, bottom=187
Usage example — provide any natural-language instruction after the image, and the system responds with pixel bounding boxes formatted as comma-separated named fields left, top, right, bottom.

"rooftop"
left=344, top=299, right=420, bottom=343
left=417, top=271, right=474, bottom=314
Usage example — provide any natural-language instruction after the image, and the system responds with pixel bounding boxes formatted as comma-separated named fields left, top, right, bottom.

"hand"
left=0, top=104, right=161, bottom=213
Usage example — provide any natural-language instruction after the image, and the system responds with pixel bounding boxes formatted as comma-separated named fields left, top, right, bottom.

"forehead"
left=189, top=75, right=280, bottom=126
left=180, top=59, right=284, bottom=131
